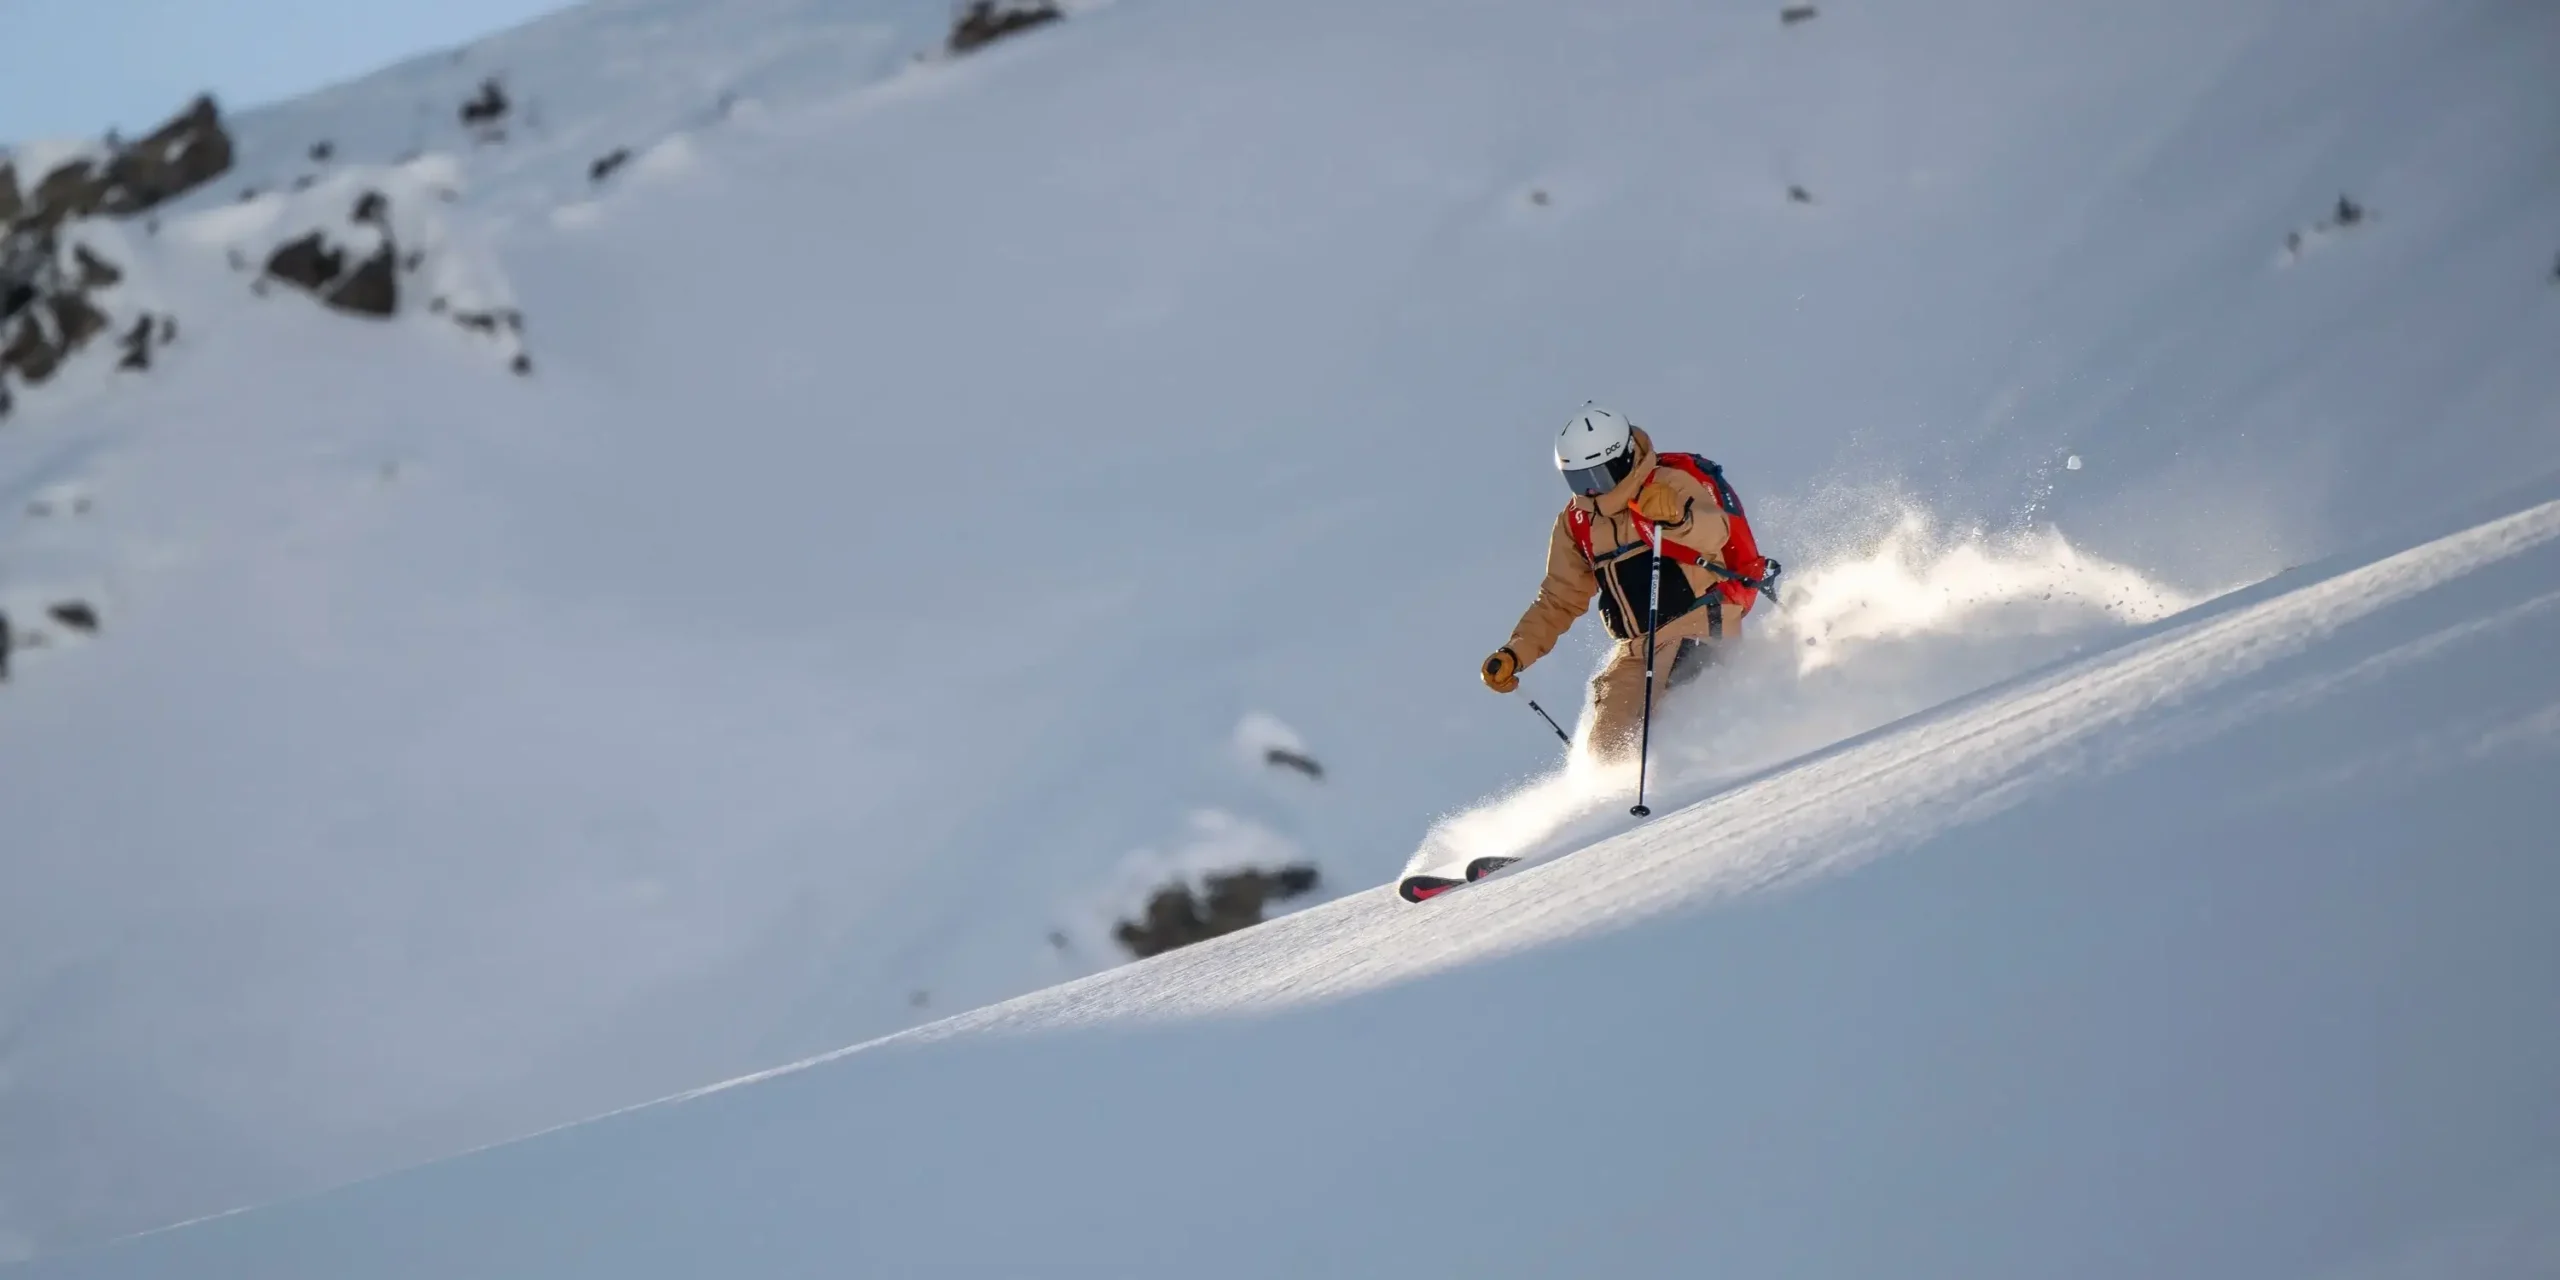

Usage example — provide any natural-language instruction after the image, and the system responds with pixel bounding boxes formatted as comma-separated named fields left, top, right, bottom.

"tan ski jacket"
left=1505, top=428, right=1733, bottom=670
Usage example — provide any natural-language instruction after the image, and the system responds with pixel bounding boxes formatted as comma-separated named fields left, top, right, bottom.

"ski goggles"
left=1562, top=451, right=1636, bottom=497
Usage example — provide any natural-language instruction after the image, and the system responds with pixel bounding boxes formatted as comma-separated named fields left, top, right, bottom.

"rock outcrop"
left=1, top=98, right=232, bottom=419
left=0, top=96, right=232, bottom=234
left=262, top=190, right=404, bottom=320
left=948, top=0, right=1063, bottom=55
left=1114, top=863, right=1323, bottom=959
left=1, top=229, right=116, bottom=396
left=235, top=161, right=536, bottom=372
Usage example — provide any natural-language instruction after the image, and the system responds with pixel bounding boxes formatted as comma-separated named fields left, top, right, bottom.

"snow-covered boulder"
left=195, top=154, right=531, bottom=369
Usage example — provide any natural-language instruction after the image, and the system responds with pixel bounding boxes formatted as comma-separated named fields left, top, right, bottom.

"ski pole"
left=1525, top=697, right=1571, bottom=745
left=1632, top=523, right=1661, bottom=817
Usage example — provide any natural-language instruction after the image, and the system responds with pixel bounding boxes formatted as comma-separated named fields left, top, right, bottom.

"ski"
left=1396, top=856, right=1522, bottom=904
left=1397, top=873, right=1463, bottom=903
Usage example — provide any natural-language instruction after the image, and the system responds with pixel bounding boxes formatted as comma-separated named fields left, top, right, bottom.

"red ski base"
left=1396, top=856, right=1522, bottom=904
left=1397, top=873, right=1463, bottom=903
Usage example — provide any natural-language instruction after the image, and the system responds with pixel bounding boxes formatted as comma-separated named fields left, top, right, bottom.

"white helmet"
left=1555, top=405, right=1637, bottom=497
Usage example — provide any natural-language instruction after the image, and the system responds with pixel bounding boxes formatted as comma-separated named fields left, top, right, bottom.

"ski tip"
left=1464, top=856, right=1521, bottom=883
left=1397, top=874, right=1464, bottom=904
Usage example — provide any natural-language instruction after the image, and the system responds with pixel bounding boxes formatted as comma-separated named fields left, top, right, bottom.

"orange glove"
left=1633, top=479, right=1687, bottom=524
left=1481, top=646, right=1521, bottom=693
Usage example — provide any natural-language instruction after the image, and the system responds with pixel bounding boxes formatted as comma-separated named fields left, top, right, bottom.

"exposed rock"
left=99, top=95, right=234, bottom=216
left=1781, top=4, right=1820, bottom=24
left=0, top=227, right=137, bottom=403
left=1114, top=863, right=1323, bottom=959
left=30, top=161, right=104, bottom=223
left=2, top=228, right=49, bottom=320
left=56, top=292, right=108, bottom=348
left=350, top=190, right=388, bottom=226
left=460, top=79, right=511, bottom=128
left=264, top=229, right=395, bottom=317
left=451, top=307, right=523, bottom=335
left=71, top=244, right=121, bottom=289
left=2282, top=193, right=2376, bottom=261
left=3, top=286, right=111, bottom=386
left=331, top=246, right=399, bottom=317
left=1264, top=747, right=1325, bottom=780
left=589, top=148, right=633, bottom=184
left=1788, top=184, right=1815, bottom=204
left=3, top=97, right=234, bottom=235
left=309, top=140, right=335, bottom=163
left=949, top=0, right=1062, bottom=55
left=116, top=313, right=157, bottom=370
left=47, top=601, right=99, bottom=634
left=265, top=233, right=345, bottom=294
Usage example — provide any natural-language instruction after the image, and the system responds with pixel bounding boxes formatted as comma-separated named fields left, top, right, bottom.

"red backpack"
left=1565, top=452, right=1781, bottom=611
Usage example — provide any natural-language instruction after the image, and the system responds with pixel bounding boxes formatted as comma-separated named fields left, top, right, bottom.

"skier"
left=1479, top=406, right=1769, bottom=762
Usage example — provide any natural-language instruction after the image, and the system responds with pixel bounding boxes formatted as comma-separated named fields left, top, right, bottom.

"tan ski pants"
left=1584, top=603, right=1739, bottom=762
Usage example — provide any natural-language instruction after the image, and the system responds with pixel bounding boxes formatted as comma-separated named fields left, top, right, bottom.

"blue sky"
left=1, top=0, right=577, bottom=141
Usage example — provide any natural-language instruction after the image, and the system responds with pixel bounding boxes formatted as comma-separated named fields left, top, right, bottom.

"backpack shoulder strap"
left=1658, top=452, right=1743, bottom=516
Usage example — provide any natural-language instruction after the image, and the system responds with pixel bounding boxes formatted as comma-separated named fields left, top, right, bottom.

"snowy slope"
left=4, top=0, right=2559, bottom=1254
left=24, top=473, right=2560, bottom=1280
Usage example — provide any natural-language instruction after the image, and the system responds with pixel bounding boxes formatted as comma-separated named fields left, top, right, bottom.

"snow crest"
left=1408, top=507, right=2208, bottom=876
